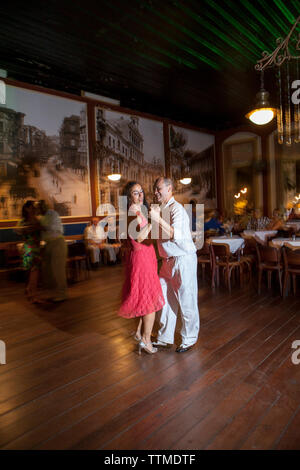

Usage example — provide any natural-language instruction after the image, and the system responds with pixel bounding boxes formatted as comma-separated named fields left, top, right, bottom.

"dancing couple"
left=118, top=177, right=200, bottom=354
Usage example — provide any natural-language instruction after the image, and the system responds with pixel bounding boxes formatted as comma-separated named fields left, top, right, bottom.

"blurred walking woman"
left=17, top=200, right=42, bottom=303
left=118, top=181, right=164, bottom=354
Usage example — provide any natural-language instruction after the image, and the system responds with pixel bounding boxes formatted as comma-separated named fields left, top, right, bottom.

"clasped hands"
left=149, top=205, right=161, bottom=222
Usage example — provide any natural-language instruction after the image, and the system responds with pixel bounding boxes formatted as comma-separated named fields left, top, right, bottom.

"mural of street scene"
left=0, top=85, right=91, bottom=220
left=95, top=108, right=165, bottom=210
left=169, top=125, right=216, bottom=208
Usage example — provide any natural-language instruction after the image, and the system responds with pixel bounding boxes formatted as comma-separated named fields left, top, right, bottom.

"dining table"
left=285, top=220, right=300, bottom=232
left=269, top=237, right=300, bottom=249
left=243, top=230, right=278, bottom=243
left=207, top=235, right=245, bottom=254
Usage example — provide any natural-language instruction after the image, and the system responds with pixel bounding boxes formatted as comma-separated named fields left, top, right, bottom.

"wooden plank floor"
left=0, top=265, right=300, bottom=450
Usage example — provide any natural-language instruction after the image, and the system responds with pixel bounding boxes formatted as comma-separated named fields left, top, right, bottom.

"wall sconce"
left=234, top=187, right=247, bottom=198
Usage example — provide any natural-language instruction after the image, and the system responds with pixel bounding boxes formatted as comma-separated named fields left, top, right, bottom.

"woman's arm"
left=127, top=212, right=153, bottom=244
left=136, top=223, right=152, bottom=243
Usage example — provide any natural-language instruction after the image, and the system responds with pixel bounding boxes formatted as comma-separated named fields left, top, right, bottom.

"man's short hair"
left=154, top=176, right=174, bottom=191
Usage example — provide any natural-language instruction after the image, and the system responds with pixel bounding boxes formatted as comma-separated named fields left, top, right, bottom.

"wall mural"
left=0, top=85, right=91, bottom=220
left=95, top=107, right=165, bottom=210
left=169, top=124, right=216, bottom=208
left=273, top=135, right=300, bottom=213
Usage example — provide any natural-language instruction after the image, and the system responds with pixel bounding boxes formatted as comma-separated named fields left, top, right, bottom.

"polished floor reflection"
left=0, top=266, right=300, bottom=450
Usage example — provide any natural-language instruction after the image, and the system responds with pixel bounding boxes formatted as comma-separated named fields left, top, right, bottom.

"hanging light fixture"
left=246, top=70, right=276, bottom=125
left=107, top=173, right=121, bottom=181
left=179, top=158, right=192, bottom=185
left=107, top=162, right=121, bottom=182
left=180, top=177, right=192, bottom=185
left=250, top=15, right=300, bottom=144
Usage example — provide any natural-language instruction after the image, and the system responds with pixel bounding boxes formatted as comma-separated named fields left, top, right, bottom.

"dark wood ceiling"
left=0, top=0, right=299, bottom=130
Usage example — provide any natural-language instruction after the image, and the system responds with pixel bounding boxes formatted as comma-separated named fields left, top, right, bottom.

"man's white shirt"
left=84, top=224, right=105, bottom=243
left=157, top=197, right=196, bottom=258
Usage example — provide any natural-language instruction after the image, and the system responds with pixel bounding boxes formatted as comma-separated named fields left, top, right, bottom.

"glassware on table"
left=226, top=221, right=233, bottom=235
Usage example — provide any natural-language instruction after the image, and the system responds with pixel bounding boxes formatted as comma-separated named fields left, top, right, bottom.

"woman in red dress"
left=119, top=181, right=165, bottom=354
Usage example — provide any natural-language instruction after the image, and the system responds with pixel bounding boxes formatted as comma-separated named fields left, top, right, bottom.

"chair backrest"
left=243, top=237, right=257, bottom=255
left=197, top=242, right=210, bottom=256
left=283, top=246, right=300, bottom=269
left=256, top=244, right=281, bottom=264
left=210, top=242, right=230, bottom=263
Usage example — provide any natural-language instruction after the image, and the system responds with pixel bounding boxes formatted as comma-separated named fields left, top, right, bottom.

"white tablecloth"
left=209, top=236, right=245, bottom=253
left=285, top=221, right=300, bottom=231
left=270, top=238, right=300, bottom=248
left=243, top=230, right=277, bottom=243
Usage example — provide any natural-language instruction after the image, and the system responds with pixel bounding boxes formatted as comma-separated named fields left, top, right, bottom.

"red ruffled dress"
left=118, top=208, right=165, bottom=318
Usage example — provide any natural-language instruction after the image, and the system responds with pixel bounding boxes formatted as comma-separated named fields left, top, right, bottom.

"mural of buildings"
left=95, top=109, right=164, bottom=208
left=78, top=108, right=88, bottom=169
left=169, top=125, right=216, bottom=207
left=187, top=146, right=216, bottom=201
left=22, top=125, right=51, bottom=166
left=0, top=107, right=24, bottom=178
left=0, top=107, right=40, bottom=218
left=0, top=84, right=91, bottom=219
left=60, top=115, right=81, bottom=168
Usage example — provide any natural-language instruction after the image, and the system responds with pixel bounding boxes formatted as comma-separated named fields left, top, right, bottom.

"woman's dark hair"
left=122, top=181, right=149, bottom=213
left=21, top=200, right=35, bottom=220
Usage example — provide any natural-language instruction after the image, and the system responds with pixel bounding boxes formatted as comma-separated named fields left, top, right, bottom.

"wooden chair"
left=67, top=242, right=91, bottom=282
left=210, top=242, right=245, bottom=293
left=197, top=242, right=211, bottom=281
left=256, top=244, right=283, bottom=295
left=282, top=245, right=300, bottom=297
left=241, top=236, right=257, bottom=279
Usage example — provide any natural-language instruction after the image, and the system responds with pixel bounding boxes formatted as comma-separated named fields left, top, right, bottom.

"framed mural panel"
left=273, top=133, right=300, bottom=213
left=168, top=124, right=216, bottom=208
left=0, top=84, right=91, bottom=220
left=94, top=107, right=165, bottom=210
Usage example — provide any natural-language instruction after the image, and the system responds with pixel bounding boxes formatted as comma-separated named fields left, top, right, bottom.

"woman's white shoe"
left=138, top=340, right=158, bottom=355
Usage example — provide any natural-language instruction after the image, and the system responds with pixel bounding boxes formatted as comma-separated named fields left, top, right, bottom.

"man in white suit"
left=151, top=177, right=200, bottom=353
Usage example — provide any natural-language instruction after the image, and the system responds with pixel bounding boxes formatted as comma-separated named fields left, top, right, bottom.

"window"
left=71, top=139, right=76, bottom=147
left=0, top=121, right=3, bottom=133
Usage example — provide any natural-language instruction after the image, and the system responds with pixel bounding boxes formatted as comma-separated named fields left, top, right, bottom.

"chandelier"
left=247, top=15, right=300, bottom=145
